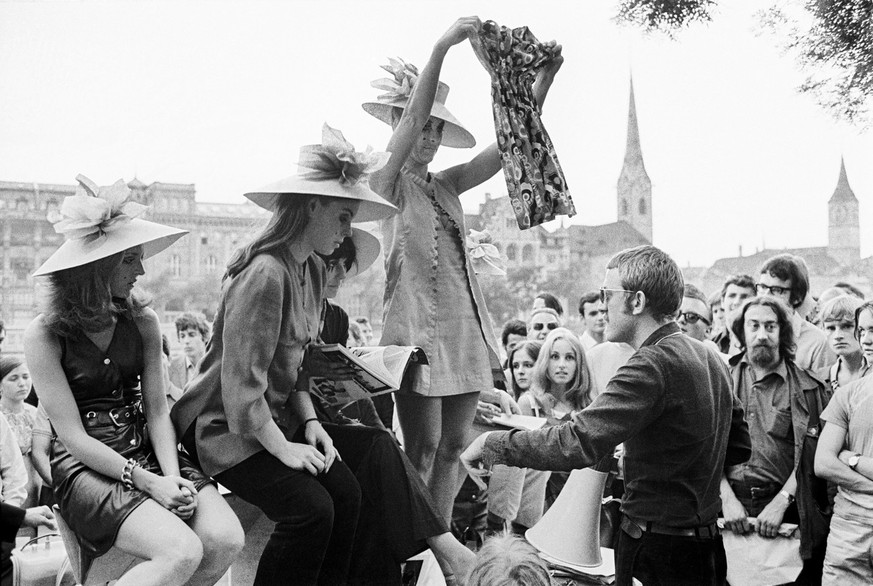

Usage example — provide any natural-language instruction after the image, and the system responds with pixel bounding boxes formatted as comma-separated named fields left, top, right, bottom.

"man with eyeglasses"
left=528, top=307, right=561, bottom=341
left=757, top=254, right=835, bottom=371
left=463, top=245, right=751, bottom=586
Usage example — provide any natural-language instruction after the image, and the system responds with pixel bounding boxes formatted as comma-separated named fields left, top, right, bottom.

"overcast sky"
left=2, top=0, right=871, bottom=267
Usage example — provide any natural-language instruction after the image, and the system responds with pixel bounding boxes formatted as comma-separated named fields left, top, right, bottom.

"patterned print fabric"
left=473, top=20, right=576, bottom=230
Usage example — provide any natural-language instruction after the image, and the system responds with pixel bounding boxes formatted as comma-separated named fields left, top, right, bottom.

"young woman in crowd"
left=814, top=299, right=873, bottom=584
left=522, top=327, right=594, bottom=505
left=0, top=356, right=40, bottom=507
left=314, top=228, right=476, bottom=585
left=364, top=16, right=563, bottom=521
left=24, top=175, right=242, bottom=586
left=170, top=126, right=397, bottom=585
left=816, top=295, right=867, bottom=395
left=486, top=340, right=549, bottom=536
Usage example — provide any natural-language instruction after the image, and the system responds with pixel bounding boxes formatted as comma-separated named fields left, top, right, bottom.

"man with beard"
left=721, top=296, right=829, bottom=584
left=463, top=245, right=751, bottom=586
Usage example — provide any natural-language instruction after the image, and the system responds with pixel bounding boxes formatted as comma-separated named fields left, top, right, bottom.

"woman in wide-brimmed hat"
left=24, top=175, right=244, bottom=586
left=171, top=124, right=397, bottom=586
left=363, top=16, right=564, bottom=523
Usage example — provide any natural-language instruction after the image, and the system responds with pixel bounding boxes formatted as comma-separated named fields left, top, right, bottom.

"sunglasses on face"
left=677, top=311, right=710, bottom=326
left=756, top=283, right=790, bottom=296
left=600, top=287, right=635, bottom=304
left=532, top=322, right=559, bottom=331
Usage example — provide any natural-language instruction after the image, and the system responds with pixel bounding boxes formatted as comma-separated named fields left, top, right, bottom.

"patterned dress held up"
left=51, top=313, right=210, bottom=557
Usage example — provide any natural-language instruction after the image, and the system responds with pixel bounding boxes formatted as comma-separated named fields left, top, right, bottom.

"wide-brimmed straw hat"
left=33, top=175, right=188, bottom=277
left=346, top=227, right=381, bottom=279
left=245, top=124, right=398, bottom=223
left=361, top=58, right=475, bottom=149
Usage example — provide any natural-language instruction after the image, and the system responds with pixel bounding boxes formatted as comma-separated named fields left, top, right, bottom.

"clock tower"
left=828, top=157, right=860, bottom=267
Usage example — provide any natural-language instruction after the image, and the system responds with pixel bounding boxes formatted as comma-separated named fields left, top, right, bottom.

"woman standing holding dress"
left=364, top=17, right=563, bottom=520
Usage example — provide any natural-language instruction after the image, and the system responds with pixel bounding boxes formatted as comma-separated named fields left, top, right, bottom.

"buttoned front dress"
left=380, top=170, right=502, bottom=397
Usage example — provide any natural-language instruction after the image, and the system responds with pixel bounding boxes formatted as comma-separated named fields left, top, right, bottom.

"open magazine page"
left=308, top=344, right=426, bottom=407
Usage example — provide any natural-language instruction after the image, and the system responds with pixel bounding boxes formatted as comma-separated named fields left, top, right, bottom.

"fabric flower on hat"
left=298, top=123, right=391, bottom=187
left=370, top=57, right=419, bottom=101
left=48, top=175, right=147, bottom=241
left=467, top=228, right=507, bottom=276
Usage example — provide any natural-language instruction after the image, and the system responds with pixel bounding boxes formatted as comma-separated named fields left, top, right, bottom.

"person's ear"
left=631, top=291, right=646, bottom=316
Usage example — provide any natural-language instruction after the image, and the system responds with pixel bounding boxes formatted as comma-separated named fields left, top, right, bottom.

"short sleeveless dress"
left=52, top=314, right=211, bottom=557
left=401, top=172, right=493, bottom=397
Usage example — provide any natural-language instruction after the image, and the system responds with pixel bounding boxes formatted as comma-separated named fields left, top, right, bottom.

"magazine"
left=488, top=413, right=548, bottom=431
left=308, top=344, right=427, bottom=407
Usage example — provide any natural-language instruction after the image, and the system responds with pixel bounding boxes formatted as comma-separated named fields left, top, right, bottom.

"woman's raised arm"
left=369, top=17, right=482, bottom=197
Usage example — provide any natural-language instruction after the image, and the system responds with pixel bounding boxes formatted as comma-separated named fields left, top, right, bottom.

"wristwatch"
left=848, top=453, right=862, bottom=470
left=779, top=490, right=795, bottom=505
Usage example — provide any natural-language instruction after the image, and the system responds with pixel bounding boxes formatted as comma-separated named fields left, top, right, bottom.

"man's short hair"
left=820, top=294, right=863, bottom=325
left=354, top=316, right=371, bottom=326
left=160, top=334, right=171, bottom=359
left=606, top=245, right=684, bottom=321
left=501, top=319, right=527, bottom=347
left=578, top=291, right=600, bottom=315
left=529, top=307, right=562, bottom=325
left=833, top=281, right=865, bottom=299
left=720, top=274, right=756, bottom=301
left=534, top=292, right=563, bottom=316
left=759, top=254, right=809, bottom=308
left=467, top=533, right=551, bottom=586
left=730, top=297, right=796, bottom=361
left=174, top=312, right=210, bottom=341
left=684, top=284, right=708, bottom=305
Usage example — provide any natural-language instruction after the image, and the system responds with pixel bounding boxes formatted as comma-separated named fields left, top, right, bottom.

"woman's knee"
left=159, top=530, right=204, bottom=575
left=197, top=517, right=245, bottom=563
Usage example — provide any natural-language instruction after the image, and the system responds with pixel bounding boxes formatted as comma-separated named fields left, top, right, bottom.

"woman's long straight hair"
left=530, top=327, right=593, bottom=412
left=225, top=194, right=318, bottom=280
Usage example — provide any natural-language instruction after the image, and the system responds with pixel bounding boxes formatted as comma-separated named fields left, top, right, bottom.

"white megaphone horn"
left=525, top=466, right=609, bottom=568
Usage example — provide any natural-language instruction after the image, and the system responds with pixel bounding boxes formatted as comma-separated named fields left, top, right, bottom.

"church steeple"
left=617, top=75, right=653, bottom=243
left=828, top=156, right=860, bottom=266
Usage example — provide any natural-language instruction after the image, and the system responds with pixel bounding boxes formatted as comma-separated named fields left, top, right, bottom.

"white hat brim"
left=361, top=98, right=476, bottom=149
left=33, top=218, right=188, bottom=277
left=346, top=228, right=380, bottom=278
left=245, top=176, right=397, bottom=223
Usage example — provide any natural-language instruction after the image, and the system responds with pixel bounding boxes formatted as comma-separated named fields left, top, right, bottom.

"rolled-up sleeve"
left=220, top=260, right=286, bottom=435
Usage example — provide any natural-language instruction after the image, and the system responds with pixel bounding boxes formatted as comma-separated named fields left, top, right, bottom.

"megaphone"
left=525, top=467, right=608, bottom=568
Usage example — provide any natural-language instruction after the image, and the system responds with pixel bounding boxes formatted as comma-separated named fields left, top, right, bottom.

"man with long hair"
left=721, top=296, right=829, bottom=584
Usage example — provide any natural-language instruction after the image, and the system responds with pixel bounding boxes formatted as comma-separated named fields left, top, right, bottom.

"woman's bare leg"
left=427, top=532, right=476, bottom=582
left=431, top=393, right=480, bottom=520
left=113, top=500, right=203, bottom=586
left=184, top=485, right=245, bottom=586
left=395, top=394, right=442, bottom=487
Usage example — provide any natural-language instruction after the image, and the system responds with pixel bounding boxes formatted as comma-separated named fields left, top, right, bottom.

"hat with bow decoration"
left=33, top=175, right=188, bottom=277
left=244, top=123, right=398, bottom=222
left=361, top=58, right=475, bottom=149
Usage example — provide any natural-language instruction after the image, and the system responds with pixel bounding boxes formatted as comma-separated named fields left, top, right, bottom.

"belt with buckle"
left=82, top=403, right=139, bottom=428
left=622, top=515, right=720, bottom=539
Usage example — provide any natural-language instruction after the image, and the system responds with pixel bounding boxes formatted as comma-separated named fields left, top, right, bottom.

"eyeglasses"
left=532, top=322, right=559, bottom=331
left=677, top=311, right=710, bottom=326
left=600, top=287, right=636, bottom=303
left=756, top=283, right=790, bottom=297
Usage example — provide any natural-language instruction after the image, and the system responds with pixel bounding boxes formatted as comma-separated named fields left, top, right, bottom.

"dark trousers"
left=329, top=425, right=447, bottom=585
left=215, top=429, right=362, bottom=586
left=616, top=524, right=728, bottom=586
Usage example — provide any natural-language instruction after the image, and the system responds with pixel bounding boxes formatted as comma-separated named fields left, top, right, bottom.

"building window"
left=506, top=244, right=517, bottom=261
left=522, top=245, right=534, bottom=263
left=16, top=198, right=29, bottom=211
left=639, top=198, right=647, bottom=215
left=170, top=255, right=182, bottom=277
left=505, top=217, right=514, bottom=229
left=45, top=199, right=58, bottom=213
left=201, top=234, right=208, bottom=245
left=621, top=199, right=629, bottom=216
left=204, top=255, right=218, bottom=274
left=12, top=258, right=32, bottom=282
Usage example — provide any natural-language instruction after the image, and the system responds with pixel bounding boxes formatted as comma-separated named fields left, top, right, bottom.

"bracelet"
left=121, top=458, right=138, bottom=490
left=303, top=417, right=319, bottom=427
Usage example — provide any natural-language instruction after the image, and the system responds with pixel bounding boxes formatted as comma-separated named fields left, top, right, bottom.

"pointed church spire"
left=829, top=156, right=857, bottom=203
left=624, top=76, right=647, bottom=174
